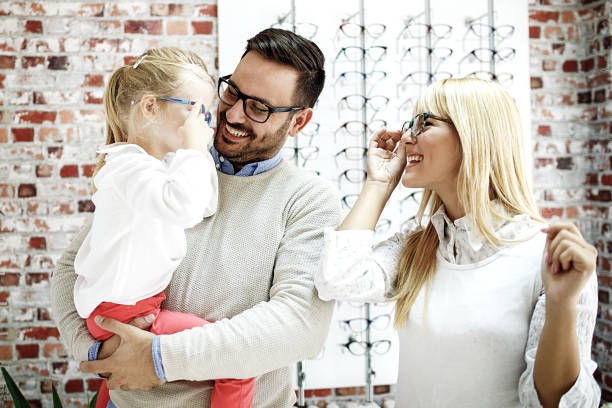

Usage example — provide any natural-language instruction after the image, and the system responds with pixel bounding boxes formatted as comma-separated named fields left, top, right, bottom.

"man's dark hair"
left=242, top=28, right=325, bottom=108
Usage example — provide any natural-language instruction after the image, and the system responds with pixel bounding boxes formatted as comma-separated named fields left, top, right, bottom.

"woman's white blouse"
left=315, top=208, right=600, bottom=407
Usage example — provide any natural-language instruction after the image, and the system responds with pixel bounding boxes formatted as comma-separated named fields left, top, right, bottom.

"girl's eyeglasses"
left=340, top=337, right=391, bottom=356
left=130, top=97, right=213, bottom=126
left=401, top=112, right=453, bottom=138
left=158, top=97, right=213, bottom=126
left=339, top=314, right=391, bottom=333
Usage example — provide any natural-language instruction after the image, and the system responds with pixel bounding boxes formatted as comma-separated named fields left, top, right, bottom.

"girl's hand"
left=541, top=222, right=598, bottom=307
left=179, top=102, right=214, bottom=152
left=366, top=128, right=407, bottom=188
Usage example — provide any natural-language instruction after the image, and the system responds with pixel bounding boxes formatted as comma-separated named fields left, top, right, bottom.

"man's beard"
left=215, top=111, right=292, bottom=166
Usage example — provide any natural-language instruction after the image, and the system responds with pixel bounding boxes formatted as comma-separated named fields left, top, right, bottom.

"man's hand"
left=80, top=316, right=166, bottom=391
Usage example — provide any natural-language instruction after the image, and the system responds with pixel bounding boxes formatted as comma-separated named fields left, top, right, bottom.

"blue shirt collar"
left=210, top=146, right=282, bottom=177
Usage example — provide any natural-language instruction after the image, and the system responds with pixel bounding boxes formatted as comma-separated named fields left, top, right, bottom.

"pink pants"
left=87, top=292, right=255, bottom=408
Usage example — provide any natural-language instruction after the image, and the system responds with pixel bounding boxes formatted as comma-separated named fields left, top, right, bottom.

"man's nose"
left=223, top=99, right=247, bottom=124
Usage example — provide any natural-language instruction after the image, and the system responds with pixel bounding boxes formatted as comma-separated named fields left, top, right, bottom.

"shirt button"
left=219, top=156, right=225, bottom=162
left=215, top=164, right=220, bottom=169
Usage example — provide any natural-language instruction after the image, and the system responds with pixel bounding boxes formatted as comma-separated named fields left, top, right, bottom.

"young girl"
left=315, top=78, right=600, bottom=407
left=73, top=47, right=254, bottom=408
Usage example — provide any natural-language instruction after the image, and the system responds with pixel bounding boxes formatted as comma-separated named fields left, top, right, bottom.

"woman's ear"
left=139, top=95, right=159, bottom=121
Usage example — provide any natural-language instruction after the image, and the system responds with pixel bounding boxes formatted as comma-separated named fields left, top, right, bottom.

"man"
left=50, top=28, right=340, bottom=407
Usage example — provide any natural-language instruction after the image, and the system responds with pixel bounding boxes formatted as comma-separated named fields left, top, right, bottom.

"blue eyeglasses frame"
left=158, top=97, right=213, bottom=126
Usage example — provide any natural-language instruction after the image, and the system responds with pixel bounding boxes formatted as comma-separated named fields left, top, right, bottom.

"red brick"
left=19, top=326, right=59, bottom=340
left=167, top=21, right=187, bottom=35
left=43, top=343, right=66, bottom=358
left=0, top=128, right=7, bottom=142
left=18, top=184, right=36, bottom=198
left=35, top=164, right=52, bottom=177
left=0, top=74, right=4, bottom=88
left=561, top=10, right=575, bottom=23
left=530, top=77, right=543, bottom=89
left=598, top=56, right=607, bottom=69
left=37, top=307, right=51, bottom=321
left=195, top=4, right=217, bottom=17
left=529, top=11, right=559, bottom=23
left=544, top=26, right=562, bottom=40
left=82, top=164, right=96, bottom=177
left=542, top=59, right=556, bottom=71
left=25, top=273, right=48, bottom=286
left=374, top=384, right=391, bottom=393
left=192, top=21, right=213, bottom=35
left=0, top=345, right=11, bottom=360
left=47, top=146, right=62, bottom=159
left=15, top=111, right=56, bottom=124
left=60, top=165, right=78, bottom=178
left=0, top=273, right=20, bottom=286
left=22, top=56, right=45, bottom=69
left=0, top=55, right=16, bottom=69
left=540, top=207, right=563, bottom=219
left=335, top=386, right=365, bottom=396
left=16, top=344, right=39, bottom=359
left=0, top=184, right=13, bottom=197
left=12, top=128, right=34, bottom=142
left=87, top=378, right=103, bottom=391
left=65, top=379, right=84, bottom=393
left=151, top=4, right=188, bottom=16
left=83, top=74, right=104, bottom=87
left=25, top=20, right=42, bottom=33
left=29, top=237, right=46, bottom=249
left=47, top=55, right=68, bottom=70
left=124, top=20, right=162, bottom=35
left=562, top=60, right=578, bottom=72
left=537, top=125, right=551, bottom=136
left=84, top=91, right=102, bottom=104
left=581, top=58, right=595, bottom=72
left=78, top=199, right=95, bottom=212
left=585, top=173, right=599, bottom=185
left=305, top=388, right=332, bottom=397
left=529, top=26, right=541, bottom=39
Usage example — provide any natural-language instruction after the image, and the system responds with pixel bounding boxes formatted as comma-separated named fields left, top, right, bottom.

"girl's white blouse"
left=315, top=207, right=600, bottom=407
left=73, top=144, right=218, bottom=318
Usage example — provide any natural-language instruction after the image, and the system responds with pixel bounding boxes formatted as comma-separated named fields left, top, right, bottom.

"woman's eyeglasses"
left=338, top=94, right=389, bottom=112
left=218, top=75, right=304, bottom=123
left=461, top=47, right=516, bottom=64
left=335, top=120, right=387, bottom=138
left=468, top=23, right=514, bottom=40
left=400, top=46, right=453, bottom=62
left=397, top=23, right=452, bottom=40
left=401, top=112, right=452, bottom=139
left=338, top=23, right=386, bottom=39
left=334, top=46, right=388, bottom=62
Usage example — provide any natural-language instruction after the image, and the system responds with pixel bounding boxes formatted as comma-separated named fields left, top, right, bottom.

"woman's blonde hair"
left=94, top=47, right=213, bottom=185
left=391, top=78, right=543, bottom=327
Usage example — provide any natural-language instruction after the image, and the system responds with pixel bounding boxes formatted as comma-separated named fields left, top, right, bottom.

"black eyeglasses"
left=339, top=314, right=391, bottom=333
left=218, top=75, right=304, bottom=123
left=340, top=337, right=391, bottom=356
left=401, top=112, right=452, bottom=138
left=400, top=46, right=453, bottom=62
left=270, top=21, right=318, bottom=39
left=335, top=70, right=387, bottom=88
left=334, top=46, right=387, bottom=62
left=281, top=146, right=319, bottom=165
left=461, top=47, right=516, bottom=63
left=341, top=193, right=359, bottom=209
left=338, top=94, right=389, bottom=112
left=338, top=168, right=367, bottom=187
left=468, top=23, right=514, bottom=40
left=398, top=23, right=453, bottom=40
left=399, top=71, right=453, bottom=87
left=335, top=120, right=387, bottom=138
left=466, top=71, right=514, bottom=85
left=338, top=23, right=386, bottom=39
left=335, top=146, right=368, bottom=165
left=400, top=190, right=424, bottom=214
left=375, top=218, right=392, bottom=234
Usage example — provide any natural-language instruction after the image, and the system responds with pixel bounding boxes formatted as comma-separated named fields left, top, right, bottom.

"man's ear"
left=288, top=108, right=313, bottom=138
left=139, top=95, right=159, bottom=121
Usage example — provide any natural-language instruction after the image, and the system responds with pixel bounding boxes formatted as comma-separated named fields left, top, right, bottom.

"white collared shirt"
left=73, top=144, right=218, bottom=318
left=315, top=205, right=600, bottom=407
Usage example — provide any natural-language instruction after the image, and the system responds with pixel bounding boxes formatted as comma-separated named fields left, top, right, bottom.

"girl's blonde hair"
left=94, top=47, right=214, bottom=184
left=391, top=78, right=543, bottom=327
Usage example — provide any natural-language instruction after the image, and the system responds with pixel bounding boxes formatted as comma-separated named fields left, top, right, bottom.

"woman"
left=315, top=78, right=600, bottom=407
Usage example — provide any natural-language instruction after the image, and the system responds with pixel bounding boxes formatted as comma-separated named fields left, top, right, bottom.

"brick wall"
left=0, top=2, right=217, bottom=407
left=0, top=0, right=611, bottom=407
left=529, top=0, right=612, bottom=402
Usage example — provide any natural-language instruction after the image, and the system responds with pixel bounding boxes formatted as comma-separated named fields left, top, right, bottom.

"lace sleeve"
left=315, top=227, right=408, bottom=303
left=518, top=272, right=601, bottom=407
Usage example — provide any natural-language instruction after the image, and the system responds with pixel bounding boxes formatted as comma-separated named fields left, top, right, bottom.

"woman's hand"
left=179, top=102, right=214, bottom=152
left=541, top=222, right=597, bottom=308
left=366, top=128, right=407, bottom=189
